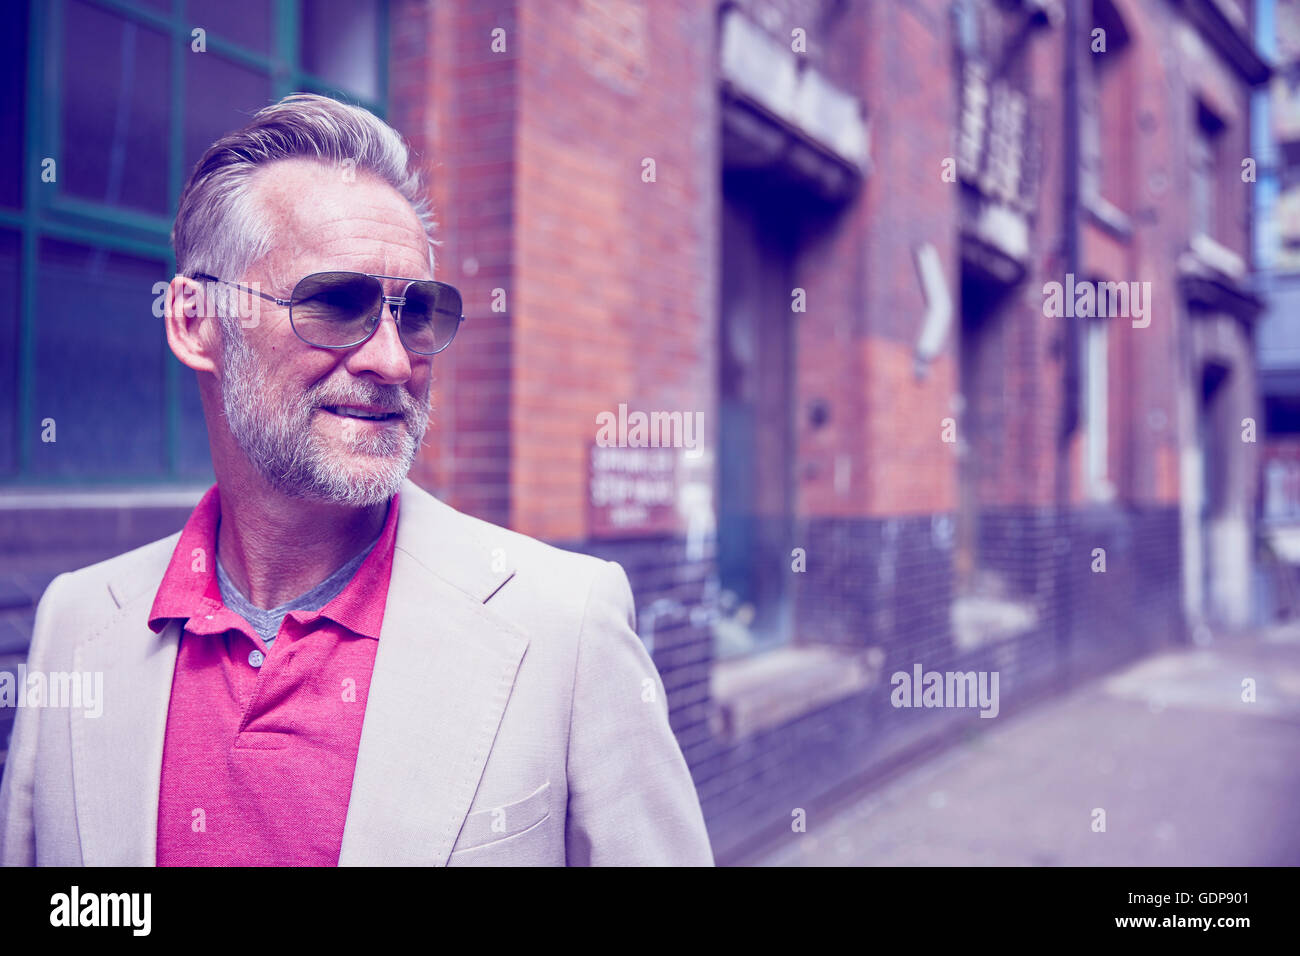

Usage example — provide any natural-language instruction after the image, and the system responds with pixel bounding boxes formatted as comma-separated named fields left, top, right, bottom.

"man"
left=0, top=94, right=714, bottom=866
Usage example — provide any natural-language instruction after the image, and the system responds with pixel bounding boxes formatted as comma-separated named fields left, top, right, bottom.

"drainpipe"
left=1056, top=0, right=1083, bottom=687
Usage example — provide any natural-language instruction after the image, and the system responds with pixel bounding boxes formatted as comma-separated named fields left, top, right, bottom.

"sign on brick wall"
left=588, top=444, right=679, bottom=538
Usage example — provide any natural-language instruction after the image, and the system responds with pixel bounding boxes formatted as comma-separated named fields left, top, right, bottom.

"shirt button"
left=248, top=649, right=265, bottom=668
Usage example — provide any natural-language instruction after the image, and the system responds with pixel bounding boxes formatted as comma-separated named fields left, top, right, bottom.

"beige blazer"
left=0, top=479, right=714, bottom=866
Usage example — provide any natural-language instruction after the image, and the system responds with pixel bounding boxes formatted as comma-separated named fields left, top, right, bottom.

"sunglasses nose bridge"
left=360, top=295, right=405, bottom=342
left=358, top=292, right=401, bottom=330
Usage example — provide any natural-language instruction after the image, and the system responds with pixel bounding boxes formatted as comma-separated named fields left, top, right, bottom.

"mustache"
left=307, top=381, right=428, bottom=419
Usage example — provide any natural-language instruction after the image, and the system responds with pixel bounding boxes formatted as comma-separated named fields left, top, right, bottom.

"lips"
left=321, top=405, right=402, bottom=422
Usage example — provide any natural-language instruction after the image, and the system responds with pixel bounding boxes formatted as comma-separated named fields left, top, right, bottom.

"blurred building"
left=0, top=0, right=1273, bottom=862
left=1256, top=0, right=1300, bottom=615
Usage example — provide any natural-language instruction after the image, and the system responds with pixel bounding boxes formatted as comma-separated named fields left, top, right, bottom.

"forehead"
left=248, top=158, right=430, bottom=280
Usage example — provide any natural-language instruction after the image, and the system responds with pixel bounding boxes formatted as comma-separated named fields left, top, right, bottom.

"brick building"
left=0, top=0, right=1273, bottom=863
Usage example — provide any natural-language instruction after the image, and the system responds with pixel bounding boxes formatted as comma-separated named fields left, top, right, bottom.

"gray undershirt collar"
left=215, top=535, right=380, bottom=648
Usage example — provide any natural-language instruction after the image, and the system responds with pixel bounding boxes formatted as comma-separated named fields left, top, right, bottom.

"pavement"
left=751, top=623, right=1300, bottom=866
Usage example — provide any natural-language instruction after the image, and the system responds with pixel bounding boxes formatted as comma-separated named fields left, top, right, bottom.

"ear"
left=163, top=275, right=222, bottom=374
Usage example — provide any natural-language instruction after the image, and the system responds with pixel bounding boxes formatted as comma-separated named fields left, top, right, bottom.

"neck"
left=213, top=466, right=389, bottom=610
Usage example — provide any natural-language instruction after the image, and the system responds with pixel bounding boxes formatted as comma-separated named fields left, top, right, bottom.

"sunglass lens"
left=291, top=273, right=383, bottom=347
left=401, top=282, right=464, bottom=354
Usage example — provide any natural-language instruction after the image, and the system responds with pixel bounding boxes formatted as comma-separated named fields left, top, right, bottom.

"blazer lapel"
left=71, top=590, right=180, bottom=866
left=338, top=482, right=528, bottom=866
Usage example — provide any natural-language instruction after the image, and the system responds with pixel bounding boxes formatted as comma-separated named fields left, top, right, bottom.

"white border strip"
left=0, top=488, right=209, bottom=510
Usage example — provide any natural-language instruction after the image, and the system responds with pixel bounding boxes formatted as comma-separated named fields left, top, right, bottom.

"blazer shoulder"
left=51, top=530, right=181, bottom=611
left=463, top=510, right=610, bottom=579
left=19, top=531, right=179, bottom=669
left=401, top=480, right=615, bottom=596
left=451, top=513, right=637, bottom=676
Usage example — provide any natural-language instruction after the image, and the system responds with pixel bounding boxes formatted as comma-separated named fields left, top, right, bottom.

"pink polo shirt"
left=148, top=484, right=399, bottom=866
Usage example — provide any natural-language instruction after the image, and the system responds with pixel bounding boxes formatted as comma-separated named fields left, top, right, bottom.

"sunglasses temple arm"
left=197, top=274, right=289, bottom=307
left=245, top=284, right=290, bottom=307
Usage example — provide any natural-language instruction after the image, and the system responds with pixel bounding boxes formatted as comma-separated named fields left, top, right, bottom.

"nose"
left=343, top=299, right=412, bottom=385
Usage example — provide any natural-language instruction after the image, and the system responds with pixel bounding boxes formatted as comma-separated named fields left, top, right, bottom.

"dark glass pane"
left=0, top=232, right=19, bottom=476
left=31, top=239, right=168, bottom=477
left=185, top=0, right=272, bottom=55
left=175, top=354, right=214, bottom=479
left=301, top=0, right=381, bottom=101
left=61, top=0, right=170, bottom=214
left=183, top=53, right=272, bottom=180
left=0, top=0, right=27, bottom=209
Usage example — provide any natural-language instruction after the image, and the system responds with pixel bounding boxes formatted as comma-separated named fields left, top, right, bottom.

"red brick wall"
left=512, top=0, right=718, bottom=541
left=391, top=0, right=519, bottom=528
left=854, top=0, right=962, bottom=516
left=794, top=195, right=870, bottom=519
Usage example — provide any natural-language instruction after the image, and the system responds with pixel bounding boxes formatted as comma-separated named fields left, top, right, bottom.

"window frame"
left=1083, top=0, right=1132, bottom=214
left=3, top=0, right=389, bottom=486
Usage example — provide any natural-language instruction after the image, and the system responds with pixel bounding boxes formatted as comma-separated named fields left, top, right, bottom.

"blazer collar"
left=75, top=480, right=526, bottom=866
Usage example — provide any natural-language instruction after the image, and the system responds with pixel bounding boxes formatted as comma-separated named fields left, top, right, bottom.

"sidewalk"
left=749, top=624, right=1300, bottom=866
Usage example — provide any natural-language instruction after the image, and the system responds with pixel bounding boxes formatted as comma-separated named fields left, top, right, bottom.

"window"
left=1084, top=0, right=1132, bottom=212
left=1192, top=101, right=1227, bottom=242
left=1199, top=362, right=1232, bottom=519
left=1084, top=315, right=1113, bottom=501
left=3, top=0, right=387, bottom=484
left=715, top=179, right=798, bottom=659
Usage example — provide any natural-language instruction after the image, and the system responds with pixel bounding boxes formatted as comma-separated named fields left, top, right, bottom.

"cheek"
left=411, top=371, right=434, bottom=405
left=290, top=356, right=348, bottom=398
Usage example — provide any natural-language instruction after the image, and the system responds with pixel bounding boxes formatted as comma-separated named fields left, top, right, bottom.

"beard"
left=218, top=324, right=430, bottom=507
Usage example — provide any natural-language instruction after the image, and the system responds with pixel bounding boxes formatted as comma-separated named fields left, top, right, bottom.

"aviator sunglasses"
left=194, top=270, right=465, bottom=355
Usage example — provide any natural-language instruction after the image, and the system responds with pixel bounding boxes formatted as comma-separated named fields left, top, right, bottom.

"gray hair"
left=172, top=92, right=437, bottom=303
